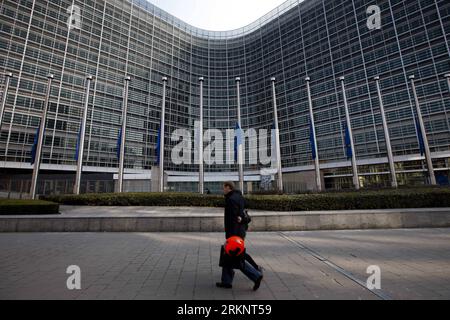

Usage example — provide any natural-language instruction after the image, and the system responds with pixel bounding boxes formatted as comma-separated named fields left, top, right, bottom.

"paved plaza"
left=0, top=228, right=449, bottom=300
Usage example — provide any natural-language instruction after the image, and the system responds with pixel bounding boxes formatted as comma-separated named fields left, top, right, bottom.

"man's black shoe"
left=253, top=275, right=263, bottom=291
left=216, top=282, right=232, bottom=289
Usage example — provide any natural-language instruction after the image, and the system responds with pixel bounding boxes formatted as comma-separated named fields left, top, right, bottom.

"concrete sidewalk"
left=0, top=229, right=449, bottom=300
left=1, top=207, right=450, bottom=232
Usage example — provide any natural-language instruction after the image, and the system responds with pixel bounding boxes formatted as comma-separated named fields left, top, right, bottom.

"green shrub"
left=42, top=193, right=224, bottom=208
left=41, top=187, right=450, bottom=211
left=0, top=200, right=60, bottom=215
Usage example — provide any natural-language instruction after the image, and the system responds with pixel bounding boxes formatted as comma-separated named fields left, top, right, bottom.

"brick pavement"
left=0, top=229, right=449, bottom=300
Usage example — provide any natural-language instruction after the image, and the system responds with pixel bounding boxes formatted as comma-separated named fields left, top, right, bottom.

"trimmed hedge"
left=41, top=187, right=450, bottom=211
left=245, top=187, right=450, bottom=211
left=0, top=200, right=60, bottom=215
left=42, top=192, right=225, bottom=208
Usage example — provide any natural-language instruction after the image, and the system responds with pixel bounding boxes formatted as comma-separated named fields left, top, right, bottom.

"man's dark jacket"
left=224, top=190, right=246, bottom=239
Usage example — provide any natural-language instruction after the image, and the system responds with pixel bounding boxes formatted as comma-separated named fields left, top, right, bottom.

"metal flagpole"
left=159, top=77, right=167, bottom=193
left=30, top=74, right=54, bottom=199
left=271, top=77, right=283, bottom=193
left=305, top=77, right=322, bottom=192
left=409, top=75, right=436, bottom=185
left=118, top=76, right=131, bottom=193
left=73, top=75, right=93, bottom=195
left=199, top=77, right=204, bottom=194
left=340, top=76, right=360, bottom=190
left=236, top=77, right=244, bottom=194
left=0, top=73, right=13, bottom=128
left=374, top=76, right=398, bottom=188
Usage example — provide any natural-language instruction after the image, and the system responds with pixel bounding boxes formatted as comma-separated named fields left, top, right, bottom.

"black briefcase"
left=219, top=245, right=245, bottom=269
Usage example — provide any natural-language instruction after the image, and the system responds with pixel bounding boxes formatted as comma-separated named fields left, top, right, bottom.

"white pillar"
left=271, top=77, right=283, bottom=193
left=236, top=77, right=244, bottom=194
left=0, top=73, right=13, bottom=128
left=73, top=75, right=93, bottom=195
left=30, top=74, right=54, bottom=199
left=159, top=77, right=167, bottom=193
left=305, top=77, right=322, bottom=192
left=374, top=76, right=398, bottom=188
left=118, top=76, right=131, bottom=193
left=340, top=76, right=360, bottom=190
left=199, top=77, right=204, bottom=194
left=409, top=75, right=436, bottom=185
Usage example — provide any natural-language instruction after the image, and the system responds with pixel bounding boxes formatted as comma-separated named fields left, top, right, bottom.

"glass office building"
left=0, top=0, right=449, bottom=195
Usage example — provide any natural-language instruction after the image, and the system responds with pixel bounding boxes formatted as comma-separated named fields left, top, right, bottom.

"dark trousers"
left=245, top=253, right=259, bottom=270
left=221, top=260, right=262, bottom=286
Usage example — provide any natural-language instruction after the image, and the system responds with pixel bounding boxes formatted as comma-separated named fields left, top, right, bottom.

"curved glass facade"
left=0, top=0, right=450, bottom=193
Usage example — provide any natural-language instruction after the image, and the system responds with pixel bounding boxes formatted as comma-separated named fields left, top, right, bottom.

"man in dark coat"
left=224, top=185, right=246, bottom=240
left=216, top=181, right=263, bottom=291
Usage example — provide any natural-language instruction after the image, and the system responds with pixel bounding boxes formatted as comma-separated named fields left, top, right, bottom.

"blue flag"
left=155, top=127, right=161, bottom=165
left=75, top=126, right=82, bottom=161
left=30, top=126, right=40, bottom=165
left=344, top=123, right=352, bottom=159
left=234, top=123, right=243, bottom=162
left=415, top=117, right=425, bottom=156
left=116, top=127, right=122, bottom=160
left=271, top=122, right=277, bottom=163
left=309, top=120, right=317, bottom=160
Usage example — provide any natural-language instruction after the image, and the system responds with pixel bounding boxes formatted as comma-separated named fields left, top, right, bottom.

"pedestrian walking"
left=216, top=181, right=263, bottom=290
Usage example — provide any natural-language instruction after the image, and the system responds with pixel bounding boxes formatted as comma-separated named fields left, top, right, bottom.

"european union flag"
left=309, top=120, right=316, bottom=160
left=74, top=126, right=82, bottom=161
left=30, top=126, right=40, bottom=165
left=271, top=122, right=277, bottom=162
left=344, top=123, right=352, bottom=159
left=234, top=123, right=243, bottom=162
left=155, top=127, right=161, bottom=165
left=415, top=117, right=425, bottom=156
left=116, top=127, right=122, bottom=160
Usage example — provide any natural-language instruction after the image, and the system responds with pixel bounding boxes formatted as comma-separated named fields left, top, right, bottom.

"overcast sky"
left=147, top=0, right=288, bottom=31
